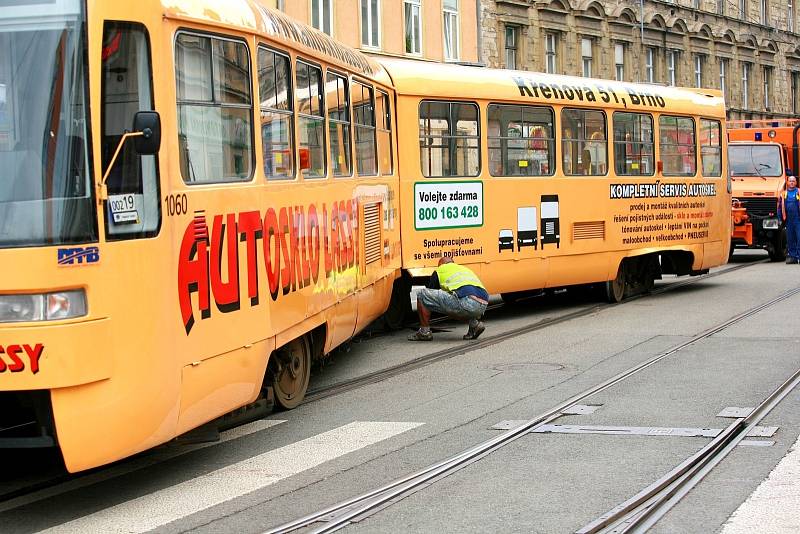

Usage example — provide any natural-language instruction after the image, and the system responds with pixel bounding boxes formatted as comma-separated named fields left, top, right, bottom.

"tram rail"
left=264, top=275, right=799, bottom=534
left=0, top=259, right=768, bottom=509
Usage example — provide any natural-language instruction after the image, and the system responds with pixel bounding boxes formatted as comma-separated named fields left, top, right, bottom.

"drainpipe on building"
left=476, top=0, right=483, bottom=66
left=640, top=0, right=644, bottom=83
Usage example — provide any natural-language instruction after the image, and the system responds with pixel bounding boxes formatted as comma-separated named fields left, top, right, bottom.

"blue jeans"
left=787, top=217, right=800, bottom=259
left=417, top=288, right=487, bottom=322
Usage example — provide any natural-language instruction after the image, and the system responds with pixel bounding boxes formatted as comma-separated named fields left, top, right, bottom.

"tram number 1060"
left=164, top=194, right=189, bottom=216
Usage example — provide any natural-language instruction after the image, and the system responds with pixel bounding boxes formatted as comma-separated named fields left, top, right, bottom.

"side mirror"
left=132, top=111, right=161, bottom=155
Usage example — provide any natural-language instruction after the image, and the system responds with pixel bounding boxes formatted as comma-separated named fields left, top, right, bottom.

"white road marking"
left=40, top=421, right=422, bottom=534
left=721, top=433, right=800, bottom=533
left=1, top=419, right=287, bottom=513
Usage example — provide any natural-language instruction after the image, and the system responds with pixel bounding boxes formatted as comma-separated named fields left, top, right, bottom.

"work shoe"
left=463, top=322, right=485, bottom=340
left=408, top=330, right=433, bottom=341
left=787, top=257, right=799, bottom=264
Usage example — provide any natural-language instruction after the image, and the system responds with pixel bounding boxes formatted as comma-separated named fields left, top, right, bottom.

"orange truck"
left=727, top=119, right=798, bottom=260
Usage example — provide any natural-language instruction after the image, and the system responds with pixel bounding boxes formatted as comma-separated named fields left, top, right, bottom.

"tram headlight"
left=0, top=290, right=86, bottom=323
left=762, top=218, right=781, bottom=230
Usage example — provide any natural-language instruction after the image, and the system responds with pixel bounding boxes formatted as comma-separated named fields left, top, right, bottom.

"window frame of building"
left=659, top=115, right=697, bottom=177
left=763, top=66, right=772, bottom=110
left=645, top=47, right=655, bottom=83
left=487, top=103, right=555, bottom=177
left=694, top=55, right=703, bottom=88
left=258, top=46, right=295, bottom=180
left=615, top=43, right=625, bottom=81
left=561, top=108, right=608, bottom=176
left=360, top=0, right=380, bottom=49
left=740, top=0, right=746, bottom=19
left=419, top=100, right=481, bottom=178
left=742, top=62, right=750, bottom=110
left=667, top=50, right=677, bottom=87
left=760, top=0, right=768, bottom=25
left=443, top=0, right=460, bottom=61
left=404, top=0, right=422, bottom=55
left=717, top=0, right=724, bottom=16
left=311, top=0, right=333, bottom=36
left=719, top=58, right=728, bottom=100
left=545, top=33, right=557, bottom=74
left=613, top=112, right=655, bottom=176
left=581, top=37, right=593, bottom=78
left=505, top=25, right=519, bottom=70
left=175, top=32, right=254, bottom=185
left=793, top=72, right=800, bottom=114
left=790, top=0, right=795, bottom=32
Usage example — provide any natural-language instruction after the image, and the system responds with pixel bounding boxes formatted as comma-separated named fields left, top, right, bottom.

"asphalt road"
left=3, top=250, right=800, bottom=534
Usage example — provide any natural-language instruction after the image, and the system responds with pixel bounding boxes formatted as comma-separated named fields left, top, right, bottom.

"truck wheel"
left=768, top=231, right=787, bottom=262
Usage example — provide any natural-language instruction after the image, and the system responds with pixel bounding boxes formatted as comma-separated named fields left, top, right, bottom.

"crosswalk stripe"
left=721, top=433, right=800, bottom=533
left=1, top=419, right=287, bottom=514
left=39, top=421, right=422, bottom=534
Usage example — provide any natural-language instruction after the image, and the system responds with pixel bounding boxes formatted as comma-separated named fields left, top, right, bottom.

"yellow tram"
left=381, top=59, right=730, bottom=301
left=0, top=0, right=730, bottom=473
left=0, top=0, right=400, bottom=472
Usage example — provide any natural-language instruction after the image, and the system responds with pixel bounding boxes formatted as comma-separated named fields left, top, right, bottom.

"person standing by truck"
left=779, top=175, right=800, bottom=264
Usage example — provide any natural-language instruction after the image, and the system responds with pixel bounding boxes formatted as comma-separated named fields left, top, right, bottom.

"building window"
left=740, top=0, right=746, bottom=19
left=693, top=0, right=700, bottom=8
left=764, top=66, right=772, bottom=109
left=443, top=0, right=459, bottom=61
left=404, top=0, right=422, bottom=55
left=793, top=72, right=800, bottom=114
left=719, top=58, right=727, bottom=100
left=505, top=26, right=519, bottom=70
left=645, top=48, right=655, bottom=83
left=667, top=50, right=677, bottom=86
left=742, top=62, right=750, bottom=109
left=311, top=0, right=333, bottom=36
left=581, top=38, right=592, bottom=78
left=545, top=33, right=557, bottom=74
left=276, top=0, right=284, bottom=9
left=790, top=0, right=795, bottom=32
left=694, top=55, right=703, bottom=87
left=760, top=0, right=768, bottom=24
left=615, top=43, right=624, bottom=81
left=361, top=0, right=380, bottom=48
left=717, top=0, right=724, bottom=15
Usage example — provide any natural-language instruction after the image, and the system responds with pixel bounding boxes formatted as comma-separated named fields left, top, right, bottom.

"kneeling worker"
left=409, top=257, right=488, bottom=341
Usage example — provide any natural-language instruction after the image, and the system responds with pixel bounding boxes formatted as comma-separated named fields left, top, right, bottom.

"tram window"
left=176, top=33, right=253, bottom=184
left=487, top=104, right=554, bottom=177
left=561, top=109, right=607, bottom=176
left=613, top=112, right=654, bottom=176
left=258, top=47, right=293, bottom=180
left=419, top=100, right=480, bottom=177
left=102, top=22, right=160, bottom=238
left=354, top=82, right=377, bottom=176
left=376, top=90, right=393, bottom=175
left=700, top=119, right=722, bottom=177
left=326, top=72, right=352, bottom=177
left=659, top=115, right=696, bottom=176
left=296, top=60, right=326, bottom=179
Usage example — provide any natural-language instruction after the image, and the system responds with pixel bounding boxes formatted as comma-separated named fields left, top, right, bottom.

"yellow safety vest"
left=436, top=263, right=486, bottom=292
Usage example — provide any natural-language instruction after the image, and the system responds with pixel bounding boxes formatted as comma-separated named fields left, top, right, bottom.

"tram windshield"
left=728, top=144, right=783, bottom=178
left=0, top=0, right=95, bottom=248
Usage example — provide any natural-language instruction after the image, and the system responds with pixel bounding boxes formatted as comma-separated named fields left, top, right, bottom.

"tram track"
left=304, top=259, right=762, bottom=404
left=0, top=259, right=766, bottom=509
left=264, top=274, right=799, bottom=534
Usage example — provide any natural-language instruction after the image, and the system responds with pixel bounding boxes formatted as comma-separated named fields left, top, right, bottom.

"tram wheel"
left=605, top=262, right=627, bottom=303
left=270, top=336, right=311, bottom=410
left=383, top=274, right=412, bottom=330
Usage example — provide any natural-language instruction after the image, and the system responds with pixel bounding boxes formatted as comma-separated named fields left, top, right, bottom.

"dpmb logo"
left=57, top=246, right=100, bottom=266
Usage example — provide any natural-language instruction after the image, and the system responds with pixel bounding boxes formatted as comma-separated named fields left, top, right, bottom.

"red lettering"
left=5, top=344, right=24, bottom=372
left=307, top=204, right=320, bottom=283
left=296, top=207, right=311, bottom=286
left=323, top=204, right=333, bottom=277
left=238, top=211, right=262, bottom=304
left=263, top=208, right=281, bottom=300
left=23, top=344, right=43, bottom=374
left=178, top=219, right=210, bottom=334
left=210, top=214, right=240, bottom=312
left=288, top=207, right=303, bottom=290
left=0, top=346, right=6, bottom=373
left=279, top=207, right=292, bottom=295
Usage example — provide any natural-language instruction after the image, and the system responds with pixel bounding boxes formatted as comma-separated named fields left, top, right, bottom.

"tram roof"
left=380, top=59, right=725, bottom=117
left=162, top=0, right=385, bottom=80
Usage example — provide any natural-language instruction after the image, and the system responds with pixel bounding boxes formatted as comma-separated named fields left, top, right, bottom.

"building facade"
left=263, top=0, right=480, bottom=64
left=481, top=0, right=800, bottom=119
